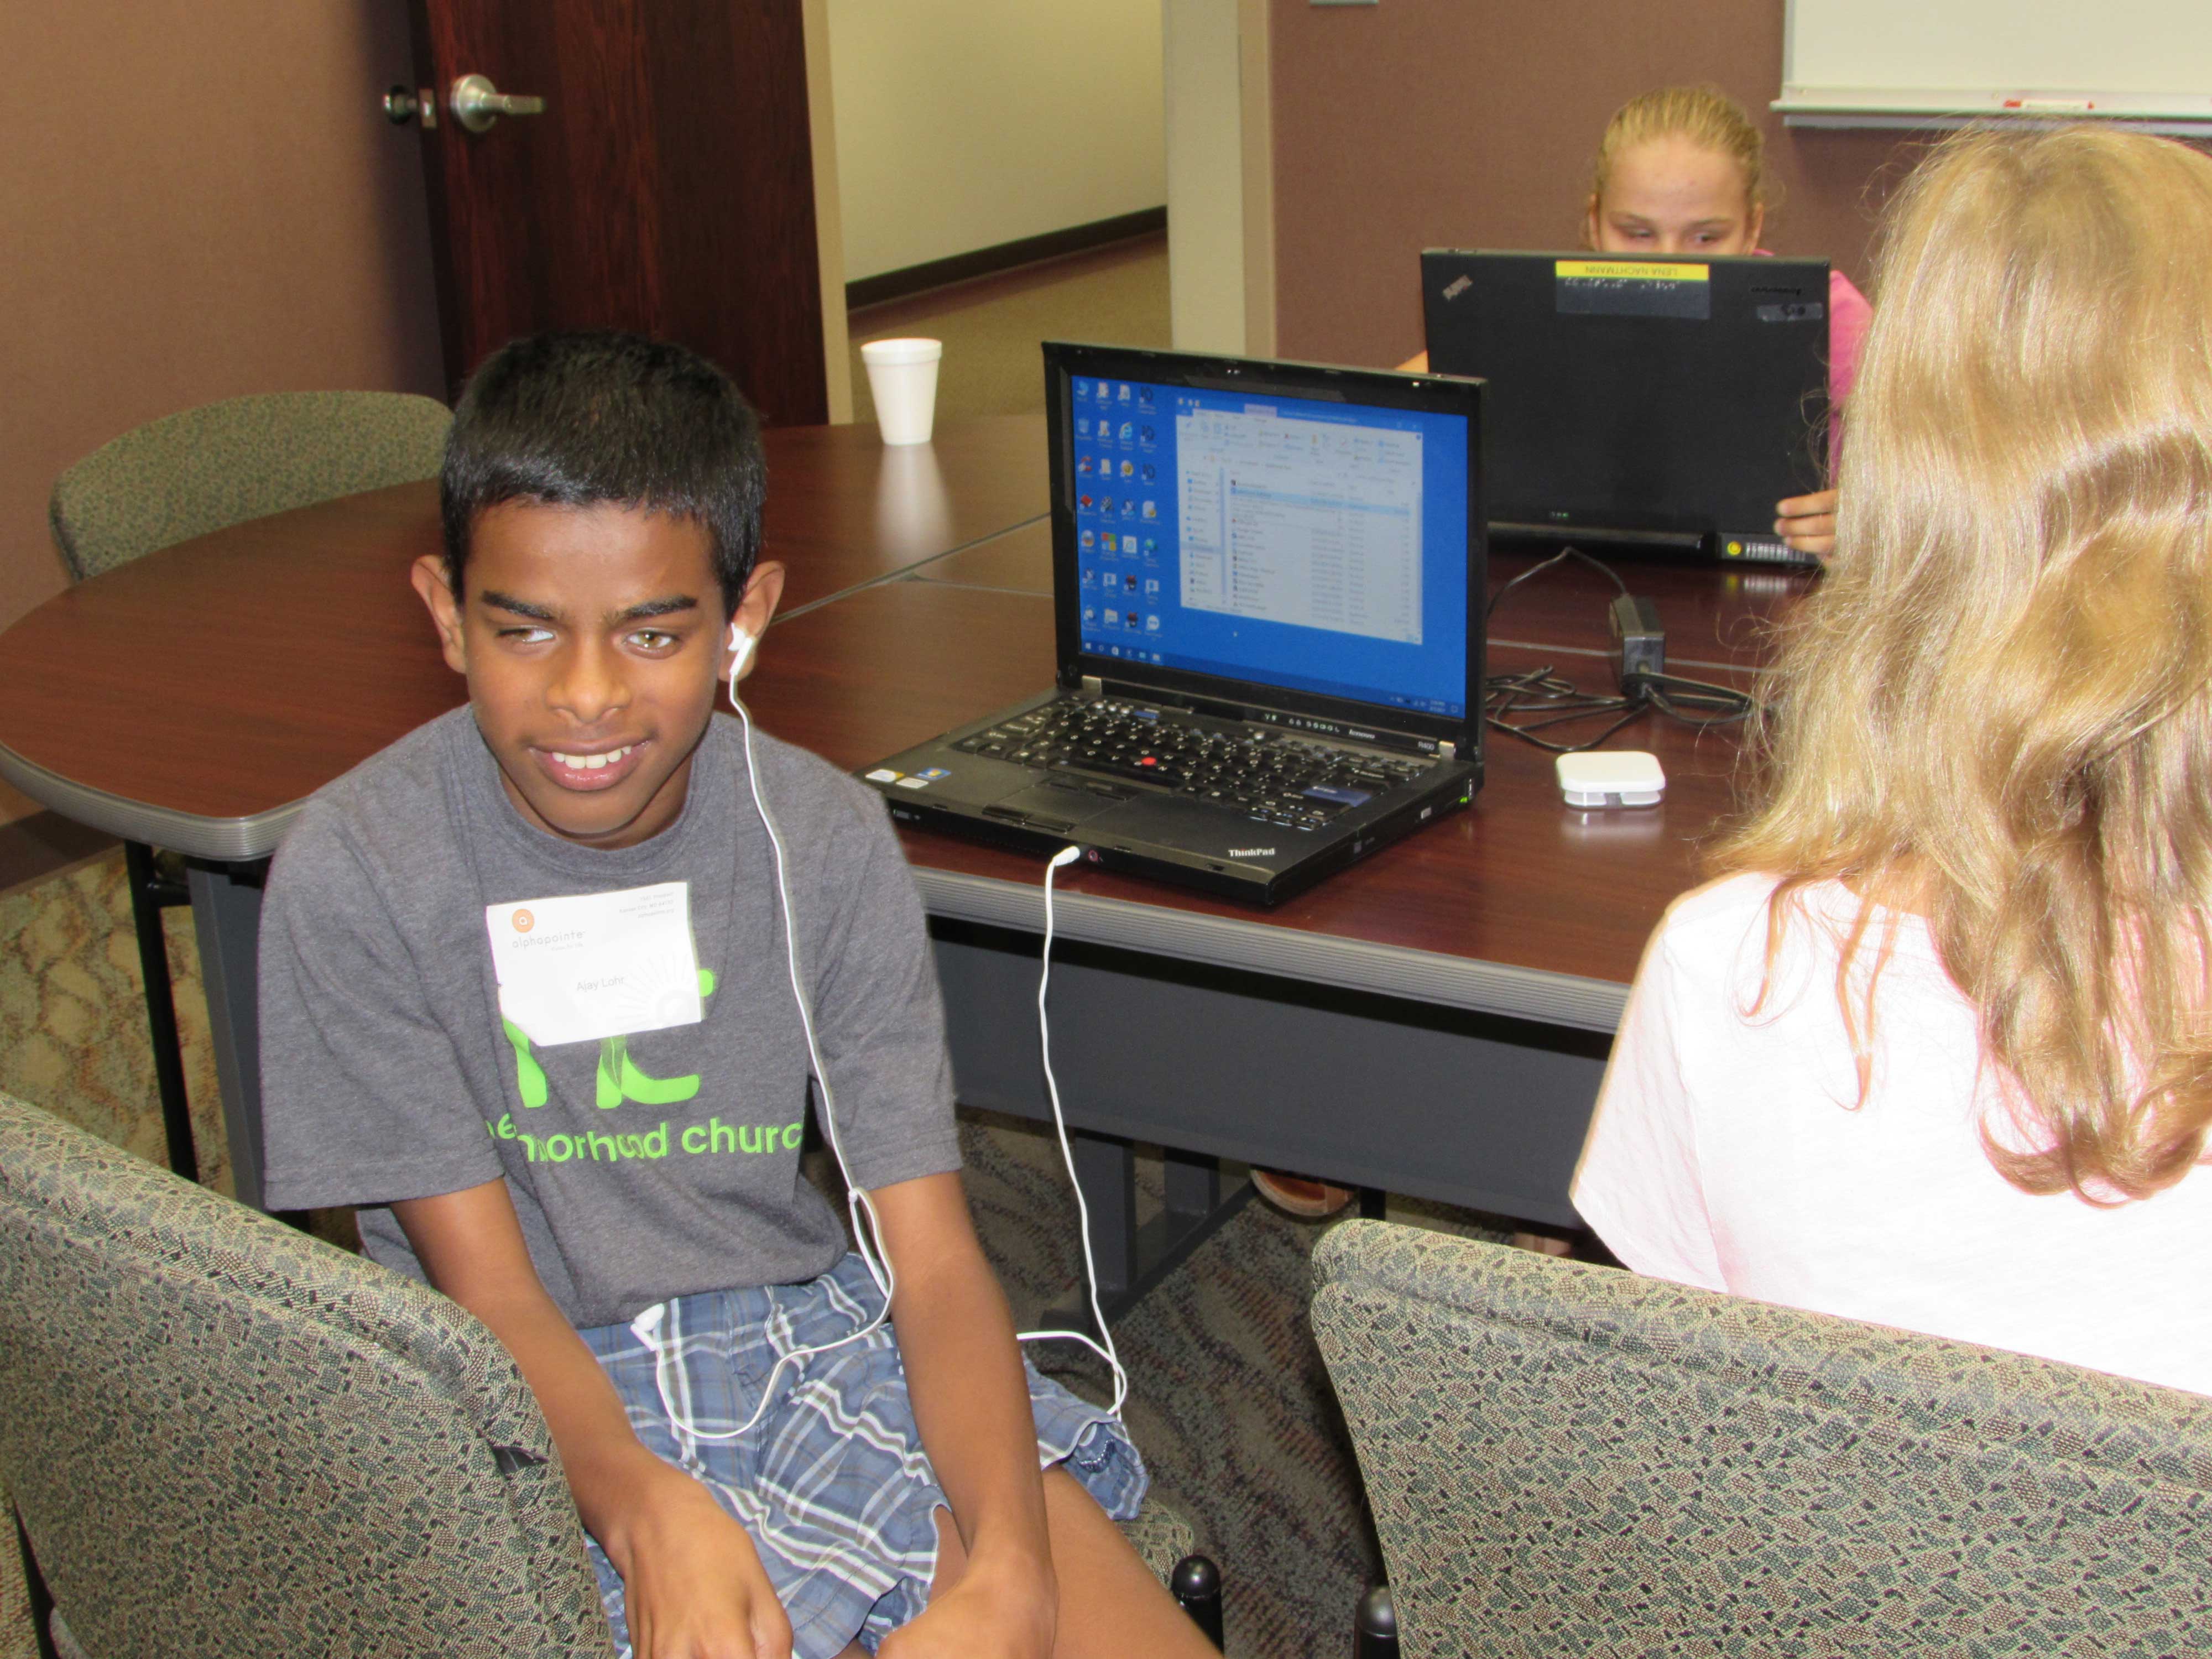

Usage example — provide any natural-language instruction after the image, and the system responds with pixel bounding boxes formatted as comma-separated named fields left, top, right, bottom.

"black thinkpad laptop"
left=1421, top=249, right=1829, bottom=565
left=859, top=342, right=1485, bottom=906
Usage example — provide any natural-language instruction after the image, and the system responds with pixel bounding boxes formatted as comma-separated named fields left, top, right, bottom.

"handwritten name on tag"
left=486, top=881, right=703, bottom=1047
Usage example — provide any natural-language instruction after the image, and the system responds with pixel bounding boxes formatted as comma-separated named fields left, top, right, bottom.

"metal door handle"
left=450, top=73, right=546, bottom=133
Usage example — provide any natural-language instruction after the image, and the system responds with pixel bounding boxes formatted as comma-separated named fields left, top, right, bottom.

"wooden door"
left=405, top=0, right=830, bottom=424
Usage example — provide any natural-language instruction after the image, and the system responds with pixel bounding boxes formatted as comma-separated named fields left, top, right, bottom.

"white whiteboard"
left=1778, top=0, right=2212, bottom=128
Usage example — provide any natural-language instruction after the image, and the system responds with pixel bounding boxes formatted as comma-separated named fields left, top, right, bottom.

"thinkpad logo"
left=1227, top=847, right=1275, bottom=859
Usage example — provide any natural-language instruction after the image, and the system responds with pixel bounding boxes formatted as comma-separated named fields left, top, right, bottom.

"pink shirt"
left=1573, top=872, right=2212, bottom=1396
left=1823, top=268, right=1872, bottom=405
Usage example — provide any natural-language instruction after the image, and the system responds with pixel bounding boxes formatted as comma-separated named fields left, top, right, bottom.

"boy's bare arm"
left=870, top=1171, right=1058, bottom=1658
left=394, top=1180, right=792, bottom=1659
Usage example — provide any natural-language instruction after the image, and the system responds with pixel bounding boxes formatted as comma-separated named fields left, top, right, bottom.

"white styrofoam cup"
left=860, top=337, right=943, bottom=445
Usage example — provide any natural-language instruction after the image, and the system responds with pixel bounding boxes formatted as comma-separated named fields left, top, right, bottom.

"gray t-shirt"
left=258, top=707, right=961, bottom=1328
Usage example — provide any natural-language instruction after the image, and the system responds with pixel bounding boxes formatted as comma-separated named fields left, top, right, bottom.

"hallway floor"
left=845, top=232, right=1170, bottom=425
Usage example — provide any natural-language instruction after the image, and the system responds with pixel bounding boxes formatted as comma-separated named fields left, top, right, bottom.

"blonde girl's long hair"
left=1718, top=126, right=2212, bottom=1202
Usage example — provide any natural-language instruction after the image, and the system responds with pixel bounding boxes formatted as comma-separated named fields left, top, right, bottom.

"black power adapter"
left=1485, top=549, right=1756, bottom=749
left=1608, top=594, right=1666, bottom=695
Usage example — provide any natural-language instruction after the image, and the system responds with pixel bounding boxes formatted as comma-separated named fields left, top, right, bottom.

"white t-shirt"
left=1573, top=871, right=2212, bottom=1396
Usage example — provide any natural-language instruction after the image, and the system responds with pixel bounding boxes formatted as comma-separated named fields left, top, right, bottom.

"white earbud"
left=727, top=623, right=758, bottom=677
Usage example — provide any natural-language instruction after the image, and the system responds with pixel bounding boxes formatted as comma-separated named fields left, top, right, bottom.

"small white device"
left=1556, top=750, right=1666, bottom=808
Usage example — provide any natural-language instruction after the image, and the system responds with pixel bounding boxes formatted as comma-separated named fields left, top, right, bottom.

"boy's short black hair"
left=441, top=331, right=766, bottom=618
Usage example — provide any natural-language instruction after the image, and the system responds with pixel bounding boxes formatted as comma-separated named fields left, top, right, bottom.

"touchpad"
left=984, top=776, right=1129, bottom=832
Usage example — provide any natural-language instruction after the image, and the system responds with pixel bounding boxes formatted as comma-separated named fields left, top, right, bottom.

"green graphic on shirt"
left=501, top=1017, right=549, bottom=1107
left=486, top=1112, right=803, bottom=1164
left=505, top=967, right=719, bottom=1110
left=597, top=1032, right=701, bottom=1107
left=487, top=967, right=792, bottom=1166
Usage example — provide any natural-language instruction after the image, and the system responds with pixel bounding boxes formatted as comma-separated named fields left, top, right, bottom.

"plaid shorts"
left=578, top=1253, right=1147, bottom=1658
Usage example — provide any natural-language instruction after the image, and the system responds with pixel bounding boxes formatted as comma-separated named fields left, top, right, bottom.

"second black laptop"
left=858, top=343, right=1486, bottom=906
left=1422, top=249, right=1830, bottom=565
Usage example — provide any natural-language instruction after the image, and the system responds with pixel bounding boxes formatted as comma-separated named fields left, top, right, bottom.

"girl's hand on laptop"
left=1775, top=490, right=1839, bottom=560
left=616, top=1469, right=793, bottom=1659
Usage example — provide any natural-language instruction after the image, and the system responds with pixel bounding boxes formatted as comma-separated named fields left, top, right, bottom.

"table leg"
left=1164, top=1144, right=1220, bottom=1218
left=1071, top=1130, right=1138, bottom=1297
left=1057, top=1131, right=1253, bottom=1328
left=123, top=841, right=197, bottom=1183
left=186, top=861, right=269, bottom=1212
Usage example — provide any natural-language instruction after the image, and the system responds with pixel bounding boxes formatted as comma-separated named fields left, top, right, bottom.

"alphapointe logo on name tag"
left=486, top=881, right=703, bottom=1047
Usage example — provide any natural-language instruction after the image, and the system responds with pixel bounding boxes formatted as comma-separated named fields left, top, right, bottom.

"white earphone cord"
left=630, top=643, right=1122, bottom=1444
left=1020, top=847, right=1130, bottom=1415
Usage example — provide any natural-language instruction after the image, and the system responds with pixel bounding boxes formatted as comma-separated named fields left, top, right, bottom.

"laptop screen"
left=1068, top=374, right=1473, bottom=721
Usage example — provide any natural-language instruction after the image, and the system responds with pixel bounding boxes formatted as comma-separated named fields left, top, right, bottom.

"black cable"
left=1483, top=545, right=1627, bottom=625
left=1483, top=659, right=1645, bottom=753
left=1634, top=671, right=1756, bottom=728
left=1482, top=547, right=1757, bottom=752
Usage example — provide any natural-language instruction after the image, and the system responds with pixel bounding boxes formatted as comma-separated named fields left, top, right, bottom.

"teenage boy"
left=257, top=333, right=1212, bottom=1659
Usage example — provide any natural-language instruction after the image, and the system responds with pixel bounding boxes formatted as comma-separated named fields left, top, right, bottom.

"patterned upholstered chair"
left=0, top=1091, right=1209, bottom=1656
left=45, top=391, right=452, bottom=1190
left=48, top=390, right=452, bottom=583
left=1311, top=1218, right=2212, bottom=1658
left=0, top=1088, right=609, bottom=1657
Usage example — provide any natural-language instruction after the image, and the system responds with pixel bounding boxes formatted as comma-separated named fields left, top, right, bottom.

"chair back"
left=1312, top=1219, right=2212, bottom=1658
left=0, top=1091, right=609, bottom=1658
left=49, top=390, right=451, bottom=582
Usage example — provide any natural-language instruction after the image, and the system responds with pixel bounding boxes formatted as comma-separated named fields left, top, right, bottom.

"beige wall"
left=1164, top=0, right=1276, bottom=358
left=826, top=0, right=1167, bottom=280
left=1264, top=0, right=1921, bottom=368
left=0, top=0, right=445, bottom=650
left=1165, top=0, right=1245, bottom=353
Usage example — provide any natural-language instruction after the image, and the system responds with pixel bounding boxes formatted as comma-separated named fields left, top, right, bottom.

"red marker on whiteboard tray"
left=2004, top=97, right=2096, bottom=111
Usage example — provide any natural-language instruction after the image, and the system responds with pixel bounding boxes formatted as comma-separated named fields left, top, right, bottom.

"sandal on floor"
left=1252, top=1168, right=1356, bottom=1219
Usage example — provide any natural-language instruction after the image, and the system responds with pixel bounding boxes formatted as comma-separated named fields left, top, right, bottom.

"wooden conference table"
left=0, top=411, right=1807, bottom=1291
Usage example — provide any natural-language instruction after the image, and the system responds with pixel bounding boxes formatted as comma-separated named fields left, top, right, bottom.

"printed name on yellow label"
left=1554, top=260, right=1710, bottom=283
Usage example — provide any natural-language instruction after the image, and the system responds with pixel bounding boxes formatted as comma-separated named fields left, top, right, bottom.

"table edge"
left=0, top=744, right=299, bottom=863
left=0, top=734, right=1632, bottom=1032
left=910, top=865, right=1629, bottom=1032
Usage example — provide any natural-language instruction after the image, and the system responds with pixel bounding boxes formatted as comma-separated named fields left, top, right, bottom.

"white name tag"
left=486, top=881, right=704, bottom=1047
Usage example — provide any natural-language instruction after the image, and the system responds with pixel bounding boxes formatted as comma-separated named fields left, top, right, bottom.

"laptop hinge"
left=1437, top=738, right=1457, bottom=761
left=1079, top=675, right=1104, bottom=696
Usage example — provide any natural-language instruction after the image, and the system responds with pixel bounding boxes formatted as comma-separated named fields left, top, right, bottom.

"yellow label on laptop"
left=486, top=881, right=702, bottom=1047
left=1555, top=260, right=1712, bottom=320
left=1554, top=260, right=1709, bottom=283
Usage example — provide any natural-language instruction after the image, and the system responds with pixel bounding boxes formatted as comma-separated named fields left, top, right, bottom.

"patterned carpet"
left=0, top=845, right=1517, bottom=1657
left=0, top=851, right=230, bottom=1202
left=954, top=1107, right=1400, bottom=1657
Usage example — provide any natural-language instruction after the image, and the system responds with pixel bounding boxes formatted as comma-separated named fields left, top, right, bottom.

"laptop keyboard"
left=954, top=699, right=1433, bottom=831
